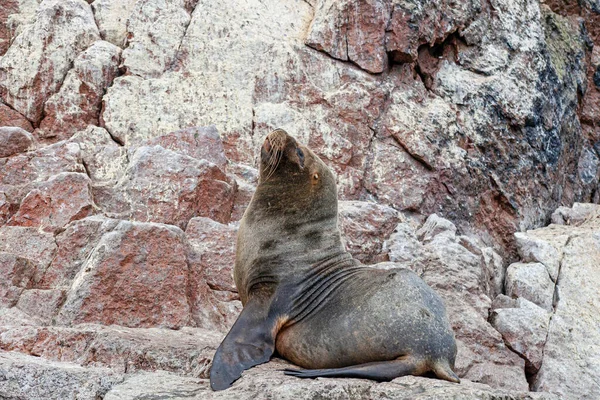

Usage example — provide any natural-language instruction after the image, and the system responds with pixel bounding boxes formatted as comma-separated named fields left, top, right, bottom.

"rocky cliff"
left=0, top=0, right=599, bottom=399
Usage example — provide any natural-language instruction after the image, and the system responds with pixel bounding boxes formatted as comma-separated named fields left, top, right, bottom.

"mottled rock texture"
left=1, top=0, right=599, bottom=398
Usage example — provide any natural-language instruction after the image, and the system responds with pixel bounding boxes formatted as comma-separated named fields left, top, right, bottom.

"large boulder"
left=56, top=220, right=194, bottom=329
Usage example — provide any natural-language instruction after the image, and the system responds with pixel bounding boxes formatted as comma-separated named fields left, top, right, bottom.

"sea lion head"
left=255, top=129, right=338, bottom=219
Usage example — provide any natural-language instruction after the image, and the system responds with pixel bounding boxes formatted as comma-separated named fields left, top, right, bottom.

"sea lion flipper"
left=283, top=357, right=426, bottom=381
left=210, top=296, right=276, bottom=391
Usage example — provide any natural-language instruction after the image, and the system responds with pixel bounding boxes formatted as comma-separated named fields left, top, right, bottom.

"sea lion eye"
left=313, top=173, right=319, bottom=180
left=296, top=148, right=304, bottom=163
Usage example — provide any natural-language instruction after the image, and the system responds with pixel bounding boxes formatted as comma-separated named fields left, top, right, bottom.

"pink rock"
left=0, top=103, right=33, bottom=132
left=0, top=0, right=100, bottom=122
left=37, top=41, right=121, bottom=143
left=0, top=324, right=222, bottom=376
left=306, top=0, right=479, bottom=71
left=0, top=252, right=35, bottom=308
left=306, top=0, right=389, bottom=73
left=338, top=200, right=400, bottom=263
left=185, top=217, right=241, bottom=331
left=0, top=127, right=34, bottom=158
left=185, top=217, right=237, bottom=292
left=364, top=136, right=431, bottom=211
left=56, top=221, right=193, bottom=329
left=100, top=146, right=236, bottom=229
left=8, top=172, right=94, bottom=234
left=39, top=216, right=119, bottom=290
left=0, top=227, right=57, bottom=281
left=0, top=141, right=84, bottom=224
left=16, top=289, right=66, bottom=324
left=0, top=141, right=83, bottom=187
left=141, top=126, right=228, bottom=171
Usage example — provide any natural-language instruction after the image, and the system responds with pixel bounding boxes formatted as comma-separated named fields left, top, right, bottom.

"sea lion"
left=209, top=129, right=459, bottom=391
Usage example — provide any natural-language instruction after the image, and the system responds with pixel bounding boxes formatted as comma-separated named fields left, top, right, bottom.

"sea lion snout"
left=264, top=129, right=288, bottom=153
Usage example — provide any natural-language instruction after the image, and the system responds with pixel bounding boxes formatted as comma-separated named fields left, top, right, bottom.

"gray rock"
left=514, top=232, right=561, bottom=282
left=531, top=208, right=600, bottom=399
left=505, top=262, right=555, bottom=311
left=103, top=362, right=558, bottom=400
left=0, top=350, right=123, bottom=400
left=491, top=297, right=551, bottom=372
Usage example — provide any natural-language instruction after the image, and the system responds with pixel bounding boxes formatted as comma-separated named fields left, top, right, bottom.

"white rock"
left=120, top=0, right=191, bottom=78
left=91, top=0, right=138, bottom=47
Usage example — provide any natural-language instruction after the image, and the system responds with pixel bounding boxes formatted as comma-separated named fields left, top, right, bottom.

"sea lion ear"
left=210, top=296, right=278, bottom=391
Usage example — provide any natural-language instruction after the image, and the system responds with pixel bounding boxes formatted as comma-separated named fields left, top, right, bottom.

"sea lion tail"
left=431, top=360, right=460, bottom=383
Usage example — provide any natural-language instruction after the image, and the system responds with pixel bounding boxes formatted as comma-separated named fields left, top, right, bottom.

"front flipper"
left=210, top=296, right=281, bottom=391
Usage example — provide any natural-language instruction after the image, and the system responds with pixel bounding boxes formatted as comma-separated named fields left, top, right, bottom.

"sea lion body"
left=210, top=130, right=458, bottom=390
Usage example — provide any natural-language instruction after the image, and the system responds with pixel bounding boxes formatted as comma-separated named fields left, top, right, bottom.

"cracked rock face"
left=1, top=0, right=600, bottom=398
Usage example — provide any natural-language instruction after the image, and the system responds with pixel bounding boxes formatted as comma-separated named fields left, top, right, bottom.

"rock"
left=530, top=207, right=600, bottom=399
left=56, top=220, right=193, bottom=329
left=0, top=324, right=222, bottom=376
left=0, top=350, right=124, bottom=400
left=0, top=252, right=35, bottom=308
left=0, top=0, right=20, bottom=56
left=15, top=289, right=66, bottom=324
left=0, top=227, right=57, bottom=281
left=68, top=125, right=128, bottom=185
left=120, top=0, right=191, bottom=78
left=0, top=103, right=34, bottom=132
left=0, top=192, right=9, bottom=225
left=90, top=0, right=138, bottom=47
left=185, top=217, right=241, bottom=331
left=38, top=215, right=119, bottom=289
left=140, top=125, right=229, bottom=171
left=505, top=262, right=555, bottom=311
left=417, top=214, right=458, bottom=243
left=101, top=0, right=315, bottom=160
left=514, top=232, right=561, bottom=281
left=37, top=41, right=122, bottom=143
left=103, top=363, right=558, bottom=400
left=7, top=172, right=95, bottom=234
left=0, top=126, right=34, bottom=157
left=99, top=145, right=236, bottom=228
left=551, top=202, right=600, bottom=226
left=0, top=140, right=85, bottom=213
left=491, top=297, right=551, bottom=373
left=0, top=140, right=83, bottom=187
left=185, top=217, right=236, bottom=293
left=364, top=132, right=431, bottom=211
left=306, top=0, right=480, bottom=73
left=0, top=0, right=100, bottom=122
left=337, top=200, right=400, bottom=263
left=228, top=163, right=258, bottom=221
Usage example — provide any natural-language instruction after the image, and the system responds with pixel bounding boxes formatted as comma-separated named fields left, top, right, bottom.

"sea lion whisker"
left=265, top=147, right=284, bottom=182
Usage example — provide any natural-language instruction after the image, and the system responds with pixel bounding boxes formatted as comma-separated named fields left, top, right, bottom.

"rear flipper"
left=432, top=360, right=460, bottom=383
left=284, top=357, right=425, bottom=382
left=284, top=357, right=460, bottom=383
